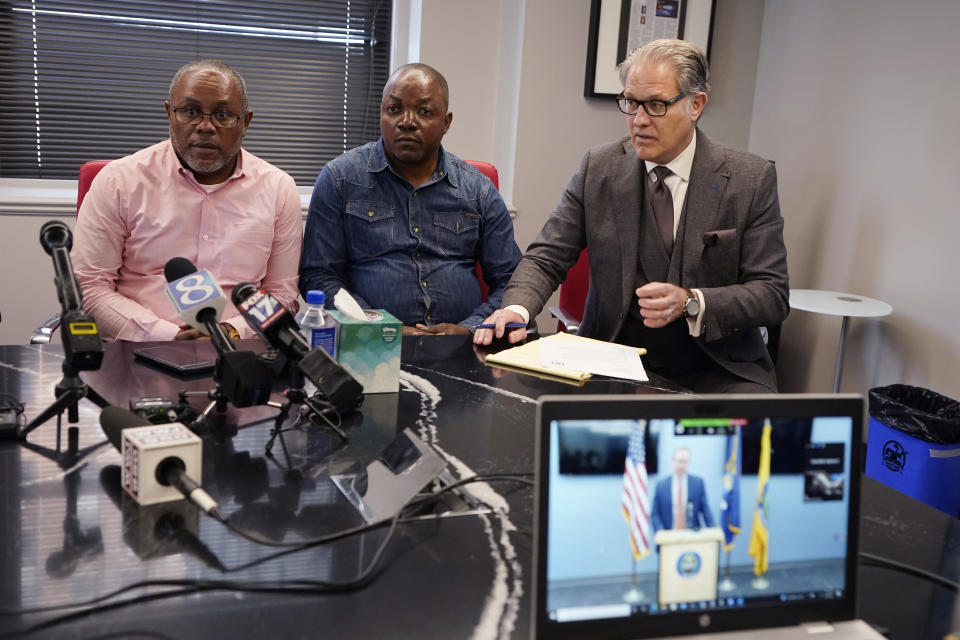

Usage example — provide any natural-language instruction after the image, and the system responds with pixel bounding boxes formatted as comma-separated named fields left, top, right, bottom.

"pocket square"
left=703, top=228, right=737, bottom=248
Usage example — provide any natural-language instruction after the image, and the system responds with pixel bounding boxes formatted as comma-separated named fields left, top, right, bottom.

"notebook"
left=533, top=393, right=884, bottom=639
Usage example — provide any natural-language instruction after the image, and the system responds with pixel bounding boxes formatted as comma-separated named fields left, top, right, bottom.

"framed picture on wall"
left=584, top=0, right=716, bottom=98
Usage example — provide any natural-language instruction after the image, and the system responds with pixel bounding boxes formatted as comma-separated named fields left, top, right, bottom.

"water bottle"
left=296, top=290, right=337, bottom=358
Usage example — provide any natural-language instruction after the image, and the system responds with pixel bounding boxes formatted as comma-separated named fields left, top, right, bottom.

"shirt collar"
left=645, top=129, right=697, bottom=183
left=370, top=138, right=455, bottom=187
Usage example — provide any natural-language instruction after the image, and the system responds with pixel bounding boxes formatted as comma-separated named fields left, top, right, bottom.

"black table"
left=0, top=337, right=956, bottom=639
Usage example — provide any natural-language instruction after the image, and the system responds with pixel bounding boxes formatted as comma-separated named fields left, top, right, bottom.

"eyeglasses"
left=171, top=105, right=244, bottom=128
left=615, top=92, right=688, bottom=117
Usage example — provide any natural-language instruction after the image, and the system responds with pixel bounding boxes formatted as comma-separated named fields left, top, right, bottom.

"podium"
left=654, top=527, right=724, bottom=604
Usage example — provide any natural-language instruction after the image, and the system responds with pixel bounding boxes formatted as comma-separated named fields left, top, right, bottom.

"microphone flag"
left=164, top=268, right=226, bottom=336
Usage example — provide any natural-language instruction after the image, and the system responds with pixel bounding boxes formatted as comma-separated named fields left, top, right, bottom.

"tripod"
left=19, top=360, right=110, bottom=465
left=264, top=364, right=348, bottom=465
left=179, top=384, right=234, bottom=432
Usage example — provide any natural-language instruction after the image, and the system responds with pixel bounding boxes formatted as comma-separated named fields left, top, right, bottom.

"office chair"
left=31, top=160, right=111, bottom=344
left=464, top=160, right=499, bottom=303
left=546, top=249, right=589, bottom=334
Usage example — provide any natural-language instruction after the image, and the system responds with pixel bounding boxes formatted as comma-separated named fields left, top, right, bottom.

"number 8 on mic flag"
left=165, top=269, right=226, bottom=331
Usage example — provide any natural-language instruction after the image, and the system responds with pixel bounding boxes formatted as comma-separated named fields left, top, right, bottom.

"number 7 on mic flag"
left=621, top=420, right=652, bottom=560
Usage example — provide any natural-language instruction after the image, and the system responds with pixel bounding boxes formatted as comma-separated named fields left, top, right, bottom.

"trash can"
left=865, top=384, right=960, bottom=517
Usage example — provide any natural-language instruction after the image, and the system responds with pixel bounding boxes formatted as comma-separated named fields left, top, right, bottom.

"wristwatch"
left=682, top=289, right=700, bottom=318
left=221, top=322, right=241, bottom=340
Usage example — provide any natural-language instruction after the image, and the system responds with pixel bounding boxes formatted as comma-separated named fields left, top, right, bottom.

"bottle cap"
left=306, top=290, right=325, bottom=305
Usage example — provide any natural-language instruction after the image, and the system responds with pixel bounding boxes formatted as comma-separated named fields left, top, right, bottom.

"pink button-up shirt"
left=72, top=140, right=302, bottom=341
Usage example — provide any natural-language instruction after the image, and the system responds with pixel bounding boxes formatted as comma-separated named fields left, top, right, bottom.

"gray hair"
left=618, top=38, right=710, bottom=96
left=169, top=59, right=249, bottom=112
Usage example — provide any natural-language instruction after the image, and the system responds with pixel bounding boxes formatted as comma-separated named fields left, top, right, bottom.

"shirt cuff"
left=154, top=321, right=182, bottom=342
left=685, top=289, right=705, bottom=337
left=504, top=304, right=531, bottom=325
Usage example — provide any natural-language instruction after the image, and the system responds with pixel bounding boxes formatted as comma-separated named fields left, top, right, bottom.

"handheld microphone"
left=100, top=406, right=223, bottom=520
left=39, top=220, right=103, bottom=371
left=232, top=283, right=363, bottom=413
left=164, top=260, right=272, bottom=407
left=164, top=257, right=233, bottom=353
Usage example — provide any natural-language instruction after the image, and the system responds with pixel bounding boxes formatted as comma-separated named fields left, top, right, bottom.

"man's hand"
left=473, top=309, right=526, bottom=345
left=413, top=323, right=470, bottom=336
left=174, top=323, right=205, bottom=340
left=173, top=322, right=239, bottom=341
left=636, top=282, right=688, bottom=328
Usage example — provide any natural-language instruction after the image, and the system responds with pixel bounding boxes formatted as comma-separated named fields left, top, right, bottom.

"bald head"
left=383, top=63, right=449, bottom=112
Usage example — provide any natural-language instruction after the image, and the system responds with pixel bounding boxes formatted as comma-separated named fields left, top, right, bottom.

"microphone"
left=100, top=406, right=223, bottom=521
left=232, top=283, right=363, bottom=413
left=164, top=259, right=272, bottom=408
left=687, top=501, right=698, bottom=531
left=41, top=221, right=83, bottom=312
left=39, top=220, right=103, bottom=371
left=164, top=257, right=233, bottom=354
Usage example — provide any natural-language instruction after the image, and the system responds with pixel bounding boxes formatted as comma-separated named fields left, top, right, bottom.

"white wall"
left=0, top=214, right=72, bottom=345
left=749, top=0, right=960, bottom=397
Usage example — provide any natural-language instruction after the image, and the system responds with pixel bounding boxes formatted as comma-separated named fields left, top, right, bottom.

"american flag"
left=621, top=420, right=652, bottom=559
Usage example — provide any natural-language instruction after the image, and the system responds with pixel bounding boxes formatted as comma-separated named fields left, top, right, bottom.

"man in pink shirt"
left=72, top=59, right=302, bottom=342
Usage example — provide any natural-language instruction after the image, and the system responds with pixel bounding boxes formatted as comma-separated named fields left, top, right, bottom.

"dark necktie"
left=651, top=165, right=674, bottom=256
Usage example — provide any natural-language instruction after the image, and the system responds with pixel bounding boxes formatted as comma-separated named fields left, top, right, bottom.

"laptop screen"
left=533, top=394, right=864, bottom=639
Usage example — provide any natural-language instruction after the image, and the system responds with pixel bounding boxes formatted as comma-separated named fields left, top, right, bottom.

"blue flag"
left=720, top=426, right=741, bottom=551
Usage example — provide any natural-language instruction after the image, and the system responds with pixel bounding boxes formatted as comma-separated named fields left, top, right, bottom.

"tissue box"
left=328, top=309, right=401, bottom=393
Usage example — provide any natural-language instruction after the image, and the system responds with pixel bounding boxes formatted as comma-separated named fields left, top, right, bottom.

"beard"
left=169, top=124, right=243, bottom=179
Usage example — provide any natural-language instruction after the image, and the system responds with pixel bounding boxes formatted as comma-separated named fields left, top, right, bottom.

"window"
left=0, top=0, right=391, bottom=185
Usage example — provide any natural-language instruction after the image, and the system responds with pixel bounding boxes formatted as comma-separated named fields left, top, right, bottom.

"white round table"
left=789, top=289, right=893, bottom=392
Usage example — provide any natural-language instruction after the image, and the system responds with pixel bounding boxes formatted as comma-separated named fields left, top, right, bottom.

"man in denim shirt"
left=299, top=64, right=522, bottom=335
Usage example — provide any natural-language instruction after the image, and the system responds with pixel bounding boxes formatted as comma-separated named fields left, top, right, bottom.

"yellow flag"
left=748, top=420, right=772, bottom=576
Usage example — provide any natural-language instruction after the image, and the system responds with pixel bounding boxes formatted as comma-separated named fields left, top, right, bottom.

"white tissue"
left=334, top=289, right=368, bottom=321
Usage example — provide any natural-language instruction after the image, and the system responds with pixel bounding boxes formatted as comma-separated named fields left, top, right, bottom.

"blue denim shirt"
left=299, top=140, right=522, bottom=331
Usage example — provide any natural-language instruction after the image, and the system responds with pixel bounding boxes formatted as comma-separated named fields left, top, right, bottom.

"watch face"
left=685, top=297, right=700, bottom=317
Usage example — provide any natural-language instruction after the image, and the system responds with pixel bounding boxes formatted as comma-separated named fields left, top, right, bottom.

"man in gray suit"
left=475, top=39, right=788, bottom=392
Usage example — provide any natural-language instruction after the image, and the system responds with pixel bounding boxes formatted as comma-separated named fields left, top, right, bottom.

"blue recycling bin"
left=865, top=385, right=960, bottom=517
left=866, top=416, right=960, bottom=516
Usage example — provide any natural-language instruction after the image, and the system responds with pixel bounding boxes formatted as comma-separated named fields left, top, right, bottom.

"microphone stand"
left=18, top=359, right=110, bottom=463
left=264, top=356, right=348, bottom=465
left=21, top=222, right=107, bottom=447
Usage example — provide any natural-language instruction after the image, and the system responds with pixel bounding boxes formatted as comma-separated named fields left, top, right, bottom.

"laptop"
left=533, top=394, right=884, bottom=639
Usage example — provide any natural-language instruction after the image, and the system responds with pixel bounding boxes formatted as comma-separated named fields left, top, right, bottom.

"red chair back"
left=558, top=249, right=589, bottom=328
left=464, top=160, right=501, bottom=302
left=77, top=160, right=111, bottom=214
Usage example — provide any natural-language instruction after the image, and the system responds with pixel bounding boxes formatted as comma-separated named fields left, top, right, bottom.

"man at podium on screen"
left=651, top=446, right=714, bottom=531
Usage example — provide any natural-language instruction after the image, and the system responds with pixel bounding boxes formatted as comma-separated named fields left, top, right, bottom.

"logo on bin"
left=881, top=440, right=907, bottom=473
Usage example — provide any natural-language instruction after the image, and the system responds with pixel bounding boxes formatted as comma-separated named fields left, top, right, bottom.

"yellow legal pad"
left=483, top=332, right=646, bottom=385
